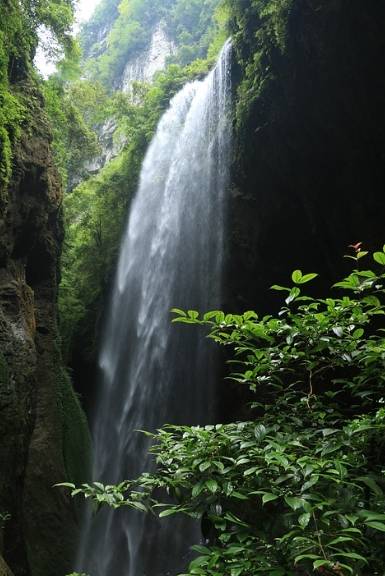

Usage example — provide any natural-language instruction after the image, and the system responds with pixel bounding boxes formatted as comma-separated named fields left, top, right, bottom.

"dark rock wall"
left=227, top=0, right=385, bottom=314
left=0, top=83, right=89, bottom=576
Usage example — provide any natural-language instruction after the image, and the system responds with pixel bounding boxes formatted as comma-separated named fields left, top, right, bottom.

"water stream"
left=78, top=39, right=232, bottom=576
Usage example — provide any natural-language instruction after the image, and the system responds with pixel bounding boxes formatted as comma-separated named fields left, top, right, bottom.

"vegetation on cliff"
left=46, top=0, right=230, bottom=366
left=65, top=248, right=385, bottom=575
left=1, top=0, right=385, bottom=575
left=80, top=0, right=226, bottom=85
left=0, top=0, right=75, bottom=191
left=0, top=4, right=92, bottom=574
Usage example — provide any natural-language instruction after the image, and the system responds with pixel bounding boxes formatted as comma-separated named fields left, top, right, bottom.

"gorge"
left=77, top=39, right=232, bottom=576
left=1, top=1, right=385, bottom=576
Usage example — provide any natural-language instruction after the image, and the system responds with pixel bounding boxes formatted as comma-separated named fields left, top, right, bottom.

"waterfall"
left=78, top=40, right=232, bottom=576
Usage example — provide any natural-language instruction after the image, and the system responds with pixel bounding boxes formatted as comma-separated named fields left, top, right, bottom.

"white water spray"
left=78, top=40, right=232, bottom=576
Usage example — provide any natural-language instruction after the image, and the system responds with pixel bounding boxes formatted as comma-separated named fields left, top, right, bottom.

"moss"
left=0, top=73, right=25, bottom=194
left=0, top=353, right=9, bottom=387
left=57, top=368, right=91, bottom=486
left=229, top=0, right=294, bottom=133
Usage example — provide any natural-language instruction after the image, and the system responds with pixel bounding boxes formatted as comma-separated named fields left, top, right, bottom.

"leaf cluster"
left=63, top=249, right=385, bottom=575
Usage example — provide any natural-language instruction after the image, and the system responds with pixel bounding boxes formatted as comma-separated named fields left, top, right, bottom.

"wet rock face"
left=0, top=84, right=79, bottom=576
left=120, top=22, right=175, bottom=93
left=227, top=0, right=385, bottom=315
left=81, top=22, right=175, bottom=180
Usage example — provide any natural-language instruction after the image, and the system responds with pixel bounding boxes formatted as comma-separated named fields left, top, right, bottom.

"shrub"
left=61, top=246, right=385, bottom=575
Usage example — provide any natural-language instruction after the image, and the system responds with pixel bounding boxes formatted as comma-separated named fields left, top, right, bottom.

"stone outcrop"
left=0, top=82, right=90, bottom=576
left=82, top=22, right=175, bottom=180
left=121, top=22, right=175, bottom=93
left=227, top=0, right=385, bottom=314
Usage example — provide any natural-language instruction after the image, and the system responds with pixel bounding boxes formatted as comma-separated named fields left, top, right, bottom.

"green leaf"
left=299, top=273, right=318, bottom=284
left=192, top=545, right=211, bottom=555
left=358, top=476, right=383, bottom=496
left=226, top=546, right=245, bottom=554
left=327, top=536, right=354, bottom=545
left=231, top=491, right=248, bottom=500
left=262, top=493, right=279, bottom=504
left=254, top=424, right=267, bottom=442
left=192, top=482, right=204, bottom=497
left=373, top=252, right=385, bottom=265
left=271, top=285, right=290, bottom=292
left=365, top=521, right=385, bottom=532
left=335, top=564, right=354, bottom=574
left=189, top=555, right=209, bottom=567
left=298, top=512, right=311, bottom=528
left=131, top=502, right=148, bottom=512
left=187, top=310, right=199, bottom=320
left=285, top=496, right=305, bottom=511
left=353, top=328, right=364, bottom=339
left=243, top=310, right=258, bottom=320
left=203, top=310, right=222, bottom=321
left=359, top=510, right=385, bottom=521
left=170, top=308, right=187, bottom=317
left=205, top=479, right=218, bottom=493
left=286, top=287, right=300, bottom=304
left=243, top=467, right=258, bottom=476
left=294, top=554, right=320, bottom=563
left=291, top=270, right=302, bottom=284
left=363, top=295, right=381, bottom=306
left=313, top=560, right=332, bottom=569
left=332, top=552, right=368, bottom=564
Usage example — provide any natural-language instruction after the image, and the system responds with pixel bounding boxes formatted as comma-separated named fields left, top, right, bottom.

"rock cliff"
left=0, top=79, right=90, bottom=576
left=83, top=21, right=175, bottom=178
left=120, top=22, right=175, bottom=93
left=227, top=0, right=385, bottom=314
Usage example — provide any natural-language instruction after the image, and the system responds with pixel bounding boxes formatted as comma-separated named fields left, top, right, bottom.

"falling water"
left=78, top=40, right=232, bottom=576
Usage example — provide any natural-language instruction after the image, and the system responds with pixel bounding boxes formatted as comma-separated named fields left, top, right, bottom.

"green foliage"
left=59, top=149, right=132, bottom=360
left=41, top=76, right=105, bottom=188
left=64, top=249, right=385, bottom=575
left=0, top=0, right=75, bottom=191
left=0, top=2, right=26, bottom=191
left=166, top=0, right=226, bottom=66
left=57, top=368, right=91, bottom=486
left=58, top=57, right=214, bottom=361
left=80, top=0, right=226, bottom=85
left=226, top=0, right=294, bottom=133
left=0, top=353, right=9, bottom=388
left=49, top=0, right=230, bottom=359
left=21, top=0, right=75, bottom=52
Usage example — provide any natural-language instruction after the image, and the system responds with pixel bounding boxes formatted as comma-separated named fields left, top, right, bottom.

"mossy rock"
left=0, top=353, right=8, bottom=387
left=57, top=368, right=92, bottom=487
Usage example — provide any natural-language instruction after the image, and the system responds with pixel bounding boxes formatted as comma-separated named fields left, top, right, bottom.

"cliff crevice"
left=0, top=80, right=89, bottom=576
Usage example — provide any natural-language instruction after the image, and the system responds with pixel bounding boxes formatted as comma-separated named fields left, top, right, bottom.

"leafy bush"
left=0, top=0, right=75, bottom=192
left=61, top=247, right=385, bottom=575
left=41, top=77, right=103, bottom=190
